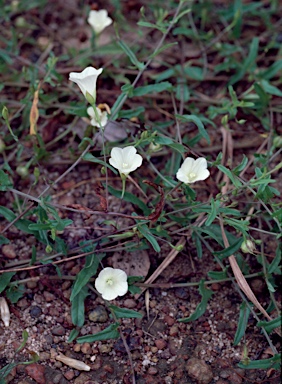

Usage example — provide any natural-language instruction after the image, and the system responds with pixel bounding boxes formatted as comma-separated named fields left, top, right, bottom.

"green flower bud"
left=241, top=240, right=255, bottom=254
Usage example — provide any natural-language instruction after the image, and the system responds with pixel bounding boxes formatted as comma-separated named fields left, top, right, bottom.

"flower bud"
left=16, top=166, right=29, bottom=178
left=241, top=240, right=256, bottom=254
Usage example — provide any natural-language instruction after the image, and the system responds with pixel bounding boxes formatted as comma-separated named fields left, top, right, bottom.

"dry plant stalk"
left=0, top=297, right=10, bottom=327
left=135, top=236, right=186, bottom=299
left=55, top=353, right=91, bottom=371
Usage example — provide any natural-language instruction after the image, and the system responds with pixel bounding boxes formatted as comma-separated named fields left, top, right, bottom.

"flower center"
left=188, top=172, right=197, bottom=181
left=106, top=278, right=114, bottom=286
left=122, top=162, right=129, bottom=168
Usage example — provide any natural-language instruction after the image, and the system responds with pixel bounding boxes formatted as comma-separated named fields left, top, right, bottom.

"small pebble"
left=103, top=364, right=114, bottom=373
left=64, top=370, right=75, bottom=380
left=43, top=291, right=55, bottom=302
left=155, top=339, right=167, bottom=350
left=2, top=244, right=16, bottom=259
left=169, top=325, right=179, bottom=336
left=147, top=367, right=158, bottom=375
left=123, top=299, right=137, bottom=309
left=81, top=343, right=92, bottom=354
left=52, top=325, right=66, bottom=336
left=98, top=344, right=112, bottom=353
left=186, top=357, right=213, bottom=384
left=89, top=306, right=108, bottom=323
left=29, top=305, right=42, bottom=318
left=164, top=315, right=175, bottom=326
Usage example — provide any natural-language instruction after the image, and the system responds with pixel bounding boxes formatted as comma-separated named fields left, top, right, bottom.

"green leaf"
left=109, top=305, right=143, bottom=319
left=193, top=232, right=203, bottom=259
left=234, top=302, right=251, bottom=345
left=77, top=323, right=120, bottom=343
left=260, top=60, right=282, bottom=80
left=207, top=270, right=228, bottom=280
left=232, top=155, right=248, bottom=175
left=107, top=185, right=150, bottom=215
left=178, top=280, right=213, bottom=322
left=257, top=316, right=282, bottom=334
left=70, top=253, right=101, bottom=301
left=175, top=83, right=190, bottom=102
left=238, top=354, right=281, bottom=370
left=268, top=246, right=281, bottom=274
left=117, top=40, right=145, bottom=70
left=6, top=285, right=25, bottom=303
left=184, top=66, right=204, bottom=81
left=68, top=329, right=80, bottom=343
left=118, top=106, right=145, bottom=119
left=176, top=114, right=210, bottom=143
left=205, top=198, right=220, bottom=226
left=0, top=272, right=15, bottom=293
left=83, top=153, right=118, bottom=174
left=132, top=82, right=172, bottom=97
left=217, top=165, right=242, bottom=188
left=229, top=37, right=259, bottom=85
left=260, top=79, right=282, bottom=97
left=71, top=286, right=88, bottom=327
left=213, top=237, right=243, bottom=259
left=138, top=224, right=160, bottom=252
left=0, top=235, right=9, bottom=245
left=0, top=170, right=13, bottom=191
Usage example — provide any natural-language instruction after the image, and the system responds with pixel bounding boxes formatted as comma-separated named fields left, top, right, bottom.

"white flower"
left=95, top=267, right=128, bottom=301
left=88, top=10, right=113, bottom=34
left=176, top=157, right=210, bottom=184
left=87, top=106, right=108, bottom=127
left=109, top=146, right=143, bottom=176
left=69, top=67, right=103, bottom=104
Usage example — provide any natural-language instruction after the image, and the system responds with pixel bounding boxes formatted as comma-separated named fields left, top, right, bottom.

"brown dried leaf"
left=29, top=82, right=41, bottom=135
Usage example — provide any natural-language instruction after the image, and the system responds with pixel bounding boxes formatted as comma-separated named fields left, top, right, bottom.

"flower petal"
left=109, top=147, right=123, bottom=169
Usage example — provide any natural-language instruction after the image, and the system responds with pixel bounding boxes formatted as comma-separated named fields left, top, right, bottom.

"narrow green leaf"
left=6, top=285, right=25, bottom=303
left=268, top=246, right=281, bottom=274
left=83, top=153, right=118, bottom=174
left=132, top=82, right=172, bottom=97
left=176, top=114, right=210, bottom=143
left=0, top=272, right=15, bottom=294
left=109, top=305, right=143, bottom=319
left=70, top=253, right=100, bottom=301
left=68, top=329, right=80, bottom=343
left=232, top=155, right=248, bottom=175
left=205, top=198, right=219, bottom=226
left=192, top=232, right=203, bottom=259
left=234, top=302, right=251, bottom=345
left=0, top=170, right=13, bottom=191
left=118, top=106, right=145, bottom=119
left=0, top=235, right=9, bottom=245
left=207, top=270, right=228, bottom=280
left=213, top=237, right=243, bottom=259
left=238, top=354, right=281, bottom=370
left=138, top=224, right=160, bottom=252
left=71, top=286, right=88, bottom=327
left=217, top=165, right=242, bottom=188
left=257, top=316, right=282, bottom=334
left=107, top=185, right=150, bottom=215
left=117, top=40, right=145, bottom=70
left=178, top=280, right=213, bottom=322
left=260, top=79, right=282, bottom=97
left=77, top=323, right=120, bottom=343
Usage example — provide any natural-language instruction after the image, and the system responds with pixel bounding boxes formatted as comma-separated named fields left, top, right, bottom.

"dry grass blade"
left=135, top=236, right=186, bottom=299
left=219, top=218, right=281, bottom=336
